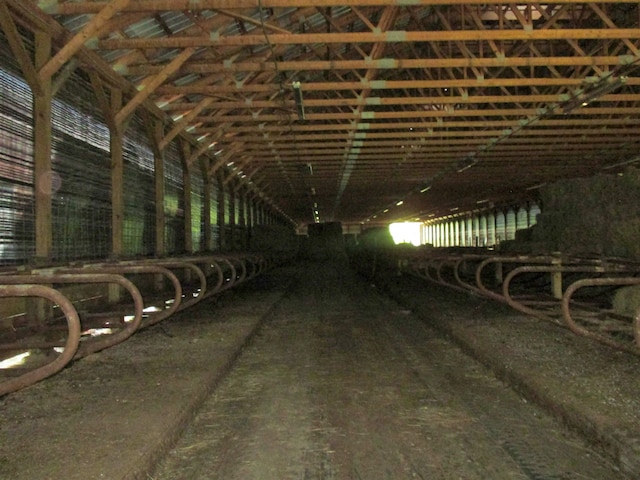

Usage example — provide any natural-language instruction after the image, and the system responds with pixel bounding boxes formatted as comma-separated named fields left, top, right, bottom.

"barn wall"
left=0, top=29, right=292, bottom=265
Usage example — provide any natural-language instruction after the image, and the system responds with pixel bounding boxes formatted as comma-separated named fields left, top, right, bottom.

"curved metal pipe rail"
left=0, top=284, right=81, bottom=396
left=502, top=264, right=639, bottom=326
left=395, top=248, right=640, bottom=356
left=210, top=256, right=238, bottom=293
left=156, top=261, right=207, bottom=311
left=473, top=255, right=560, bottom=302
left=0, top=273, right=144, bottom=358
left=158, top=256, right=224, bottom=302
left=60, top=265, right=183, bottom=328
left=452, top=254, right=496, bottom=292
left=0, top=252, right=271, bottom=395
left=562, top=277, right=640, bottom=355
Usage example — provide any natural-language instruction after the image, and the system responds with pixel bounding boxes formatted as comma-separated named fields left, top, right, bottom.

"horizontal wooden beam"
left=115, top=47, right=195, bottom=125
left=200, top=117, right=640, bottom=134
left=124, top=55, right=640, bottom=76
left=189, top=106, right=640, bottom=124
left=38, top=0, right=131, bottom=82
left=158, top=93, right=640, bottom=112
left=97, top=29, right=640, bottom=50
left=154, top=76, right=640, bottom=95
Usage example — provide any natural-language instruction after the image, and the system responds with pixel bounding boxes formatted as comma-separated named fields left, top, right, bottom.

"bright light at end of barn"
left=390, top=222, right=422, bottom=246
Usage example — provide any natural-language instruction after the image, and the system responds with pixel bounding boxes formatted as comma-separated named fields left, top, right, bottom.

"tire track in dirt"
left=152, top=261, right=624, bottom=479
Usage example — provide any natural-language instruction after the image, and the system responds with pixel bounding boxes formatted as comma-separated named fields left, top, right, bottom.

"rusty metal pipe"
left=167, top=256, right=225, bottom=298
left=227, top=255, right=247, bottom=285
left=502, top=264, right=640, bottom=326
left=0, top=284, right=81, bottom=396
left=210, top=256, right=237, bottom=293
left=0, top=273, right=144, bottom=358
left=452, top=254, right=491, bottom=292
left=562, top=277, right=640, bottom=355
left=147, top=261, right=206, bottom=311
left=475, top=254, right=572, bottom=302
left=60, top=265, right=182, bottom=328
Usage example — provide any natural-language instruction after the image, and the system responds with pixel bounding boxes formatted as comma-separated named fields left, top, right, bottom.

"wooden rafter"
left=38, top=0, right=132, bottom=82
left=115, top=47, right=196, bottom=125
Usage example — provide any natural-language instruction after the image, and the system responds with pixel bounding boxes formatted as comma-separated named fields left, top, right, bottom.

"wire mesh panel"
left=190, top=165, right=204, bottom=252
left=51, top=74, right=112, bottom=262
left=210, top=180, right=220, bottom=251
left=123, top=116, right=155, bottom=257
left=164, top=141, right=185, bottom=254
left=0, top=47, right=35, bottom=265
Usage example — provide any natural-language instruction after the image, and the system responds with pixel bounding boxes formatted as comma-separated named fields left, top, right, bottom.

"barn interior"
left=1, top=1, right=640, bottom=479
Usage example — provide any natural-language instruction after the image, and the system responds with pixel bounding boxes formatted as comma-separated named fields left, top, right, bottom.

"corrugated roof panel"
left=57, top=14, right=91, bottom=33
left=124, top=18, right=165, bottom=39
left=174, top=73, right=202, bottom=86
left=158, top=11, right=195, bottom=35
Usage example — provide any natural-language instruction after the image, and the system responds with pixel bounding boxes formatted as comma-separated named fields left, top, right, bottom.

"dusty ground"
left=0, top=270, right=292, bottom=480
left=152, top=260, right=624, bottom=480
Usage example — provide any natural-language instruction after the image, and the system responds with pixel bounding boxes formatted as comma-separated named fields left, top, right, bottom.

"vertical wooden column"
left=551, top=254, right=563, bottom=300
left=110, top=90, right=124, bottom=259
left=33, top=31, right=53, bottom=264
left=107, top=91, right=125, bottom=302
left=151, top=120, right=165, bottom=257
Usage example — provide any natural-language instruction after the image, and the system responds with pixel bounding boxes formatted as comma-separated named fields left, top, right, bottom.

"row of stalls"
left=0, top=252, right=290, bottom=396
left=364, top=247, right=640, bottom=357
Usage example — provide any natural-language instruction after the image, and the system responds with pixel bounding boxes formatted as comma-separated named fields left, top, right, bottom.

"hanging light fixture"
left=292, top=81, right=305, bottom=121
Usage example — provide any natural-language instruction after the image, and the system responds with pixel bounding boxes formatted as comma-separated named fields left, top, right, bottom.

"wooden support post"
left=26, top=31, right=53, bottom=323
left=110, top=89, right=124, bottom=260
left=551, top=255, right=563, bottom=300
left=33, top=31, right=53, bottom=265
left=109, top=96, right=124, bottom=303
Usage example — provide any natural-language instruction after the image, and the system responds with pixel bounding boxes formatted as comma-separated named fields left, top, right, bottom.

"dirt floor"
left=152, top=260, right=627, bottom=479
left=1, top=258, right=639, bottom=479
left=0, top=270, right=293, bottom=480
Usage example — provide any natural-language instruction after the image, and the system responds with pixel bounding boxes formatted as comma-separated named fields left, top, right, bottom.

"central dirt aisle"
left=153, top=261, right=620, bottom=479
